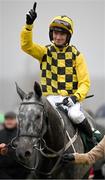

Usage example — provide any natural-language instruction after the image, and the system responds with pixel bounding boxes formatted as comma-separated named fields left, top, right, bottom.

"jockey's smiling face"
left=53, top=30, right=67, bottom=46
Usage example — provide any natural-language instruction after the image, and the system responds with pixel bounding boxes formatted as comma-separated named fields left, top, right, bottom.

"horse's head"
left=14, top=82, right=48, bottom=168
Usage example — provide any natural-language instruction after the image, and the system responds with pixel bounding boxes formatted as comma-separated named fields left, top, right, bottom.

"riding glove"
left=63, top=95, right=77, bottom=107
left=26, top=2, right=37, bottom=25
left=62, top=153, right=75, bottom=164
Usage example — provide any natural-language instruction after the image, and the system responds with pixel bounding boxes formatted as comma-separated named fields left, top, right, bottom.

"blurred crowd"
left=0, top=111, right=30, bottom=179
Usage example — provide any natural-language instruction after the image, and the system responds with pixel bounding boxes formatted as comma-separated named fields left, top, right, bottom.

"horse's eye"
left=36, top=115, right=41, bottom=119
left=18, top=113, right=25, bottom=119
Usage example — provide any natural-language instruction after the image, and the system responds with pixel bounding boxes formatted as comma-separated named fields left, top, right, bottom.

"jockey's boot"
left=77, top=118, right=96, bottom=147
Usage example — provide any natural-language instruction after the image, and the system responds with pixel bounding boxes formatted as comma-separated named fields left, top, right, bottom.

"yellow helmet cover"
left=49, top=15, right=74, bottom=35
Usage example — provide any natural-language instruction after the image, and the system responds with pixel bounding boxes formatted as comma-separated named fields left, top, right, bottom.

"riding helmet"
left=49, top=15, right=74, bottom=45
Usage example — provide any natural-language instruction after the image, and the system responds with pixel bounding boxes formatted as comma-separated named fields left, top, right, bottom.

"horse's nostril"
left=25, top=151, right=31, bottom=158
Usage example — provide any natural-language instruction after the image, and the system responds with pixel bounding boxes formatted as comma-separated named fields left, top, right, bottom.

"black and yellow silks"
left=21, top=24, right=90, bottom=102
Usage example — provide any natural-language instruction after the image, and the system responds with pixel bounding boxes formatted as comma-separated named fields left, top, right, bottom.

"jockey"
left=21, top=2, right=94, bottom=144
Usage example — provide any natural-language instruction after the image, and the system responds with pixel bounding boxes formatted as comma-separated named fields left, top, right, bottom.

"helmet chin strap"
left=54, top=43, right=68, bottom=49
left=52, top=40, right=69, bottom=49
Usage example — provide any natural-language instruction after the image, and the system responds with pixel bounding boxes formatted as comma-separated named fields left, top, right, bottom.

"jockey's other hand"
left=62, top=153, right=75, bottom=164
left=0, top=143, right=8, bottom=155
left=26, top=2, right=37, bottom=25
left=63, top=96, right=77, bottom=107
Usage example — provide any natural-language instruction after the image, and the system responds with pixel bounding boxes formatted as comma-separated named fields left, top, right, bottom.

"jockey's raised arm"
left=21, top=24, right=46, bottom=62
left=21, top=2, right=46, bottom=62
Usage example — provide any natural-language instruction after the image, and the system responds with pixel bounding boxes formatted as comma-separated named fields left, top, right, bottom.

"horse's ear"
left=34, top=81, right=42, bottom=98
left=15, top=82, right=26, bottom=100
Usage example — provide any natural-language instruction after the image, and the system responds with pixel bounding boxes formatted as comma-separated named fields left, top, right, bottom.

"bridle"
left=10, top=100, right=67, bottom=176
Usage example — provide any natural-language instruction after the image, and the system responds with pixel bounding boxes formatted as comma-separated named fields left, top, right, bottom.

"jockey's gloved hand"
left=62, top=153, right=75, bottom=164
left=63, top=95, right=77, bottom=107
left=26, top=2, right=37, bottom=25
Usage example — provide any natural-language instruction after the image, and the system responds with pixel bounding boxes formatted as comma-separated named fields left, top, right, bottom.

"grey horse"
left=14, top=81, right=91, bottom=179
